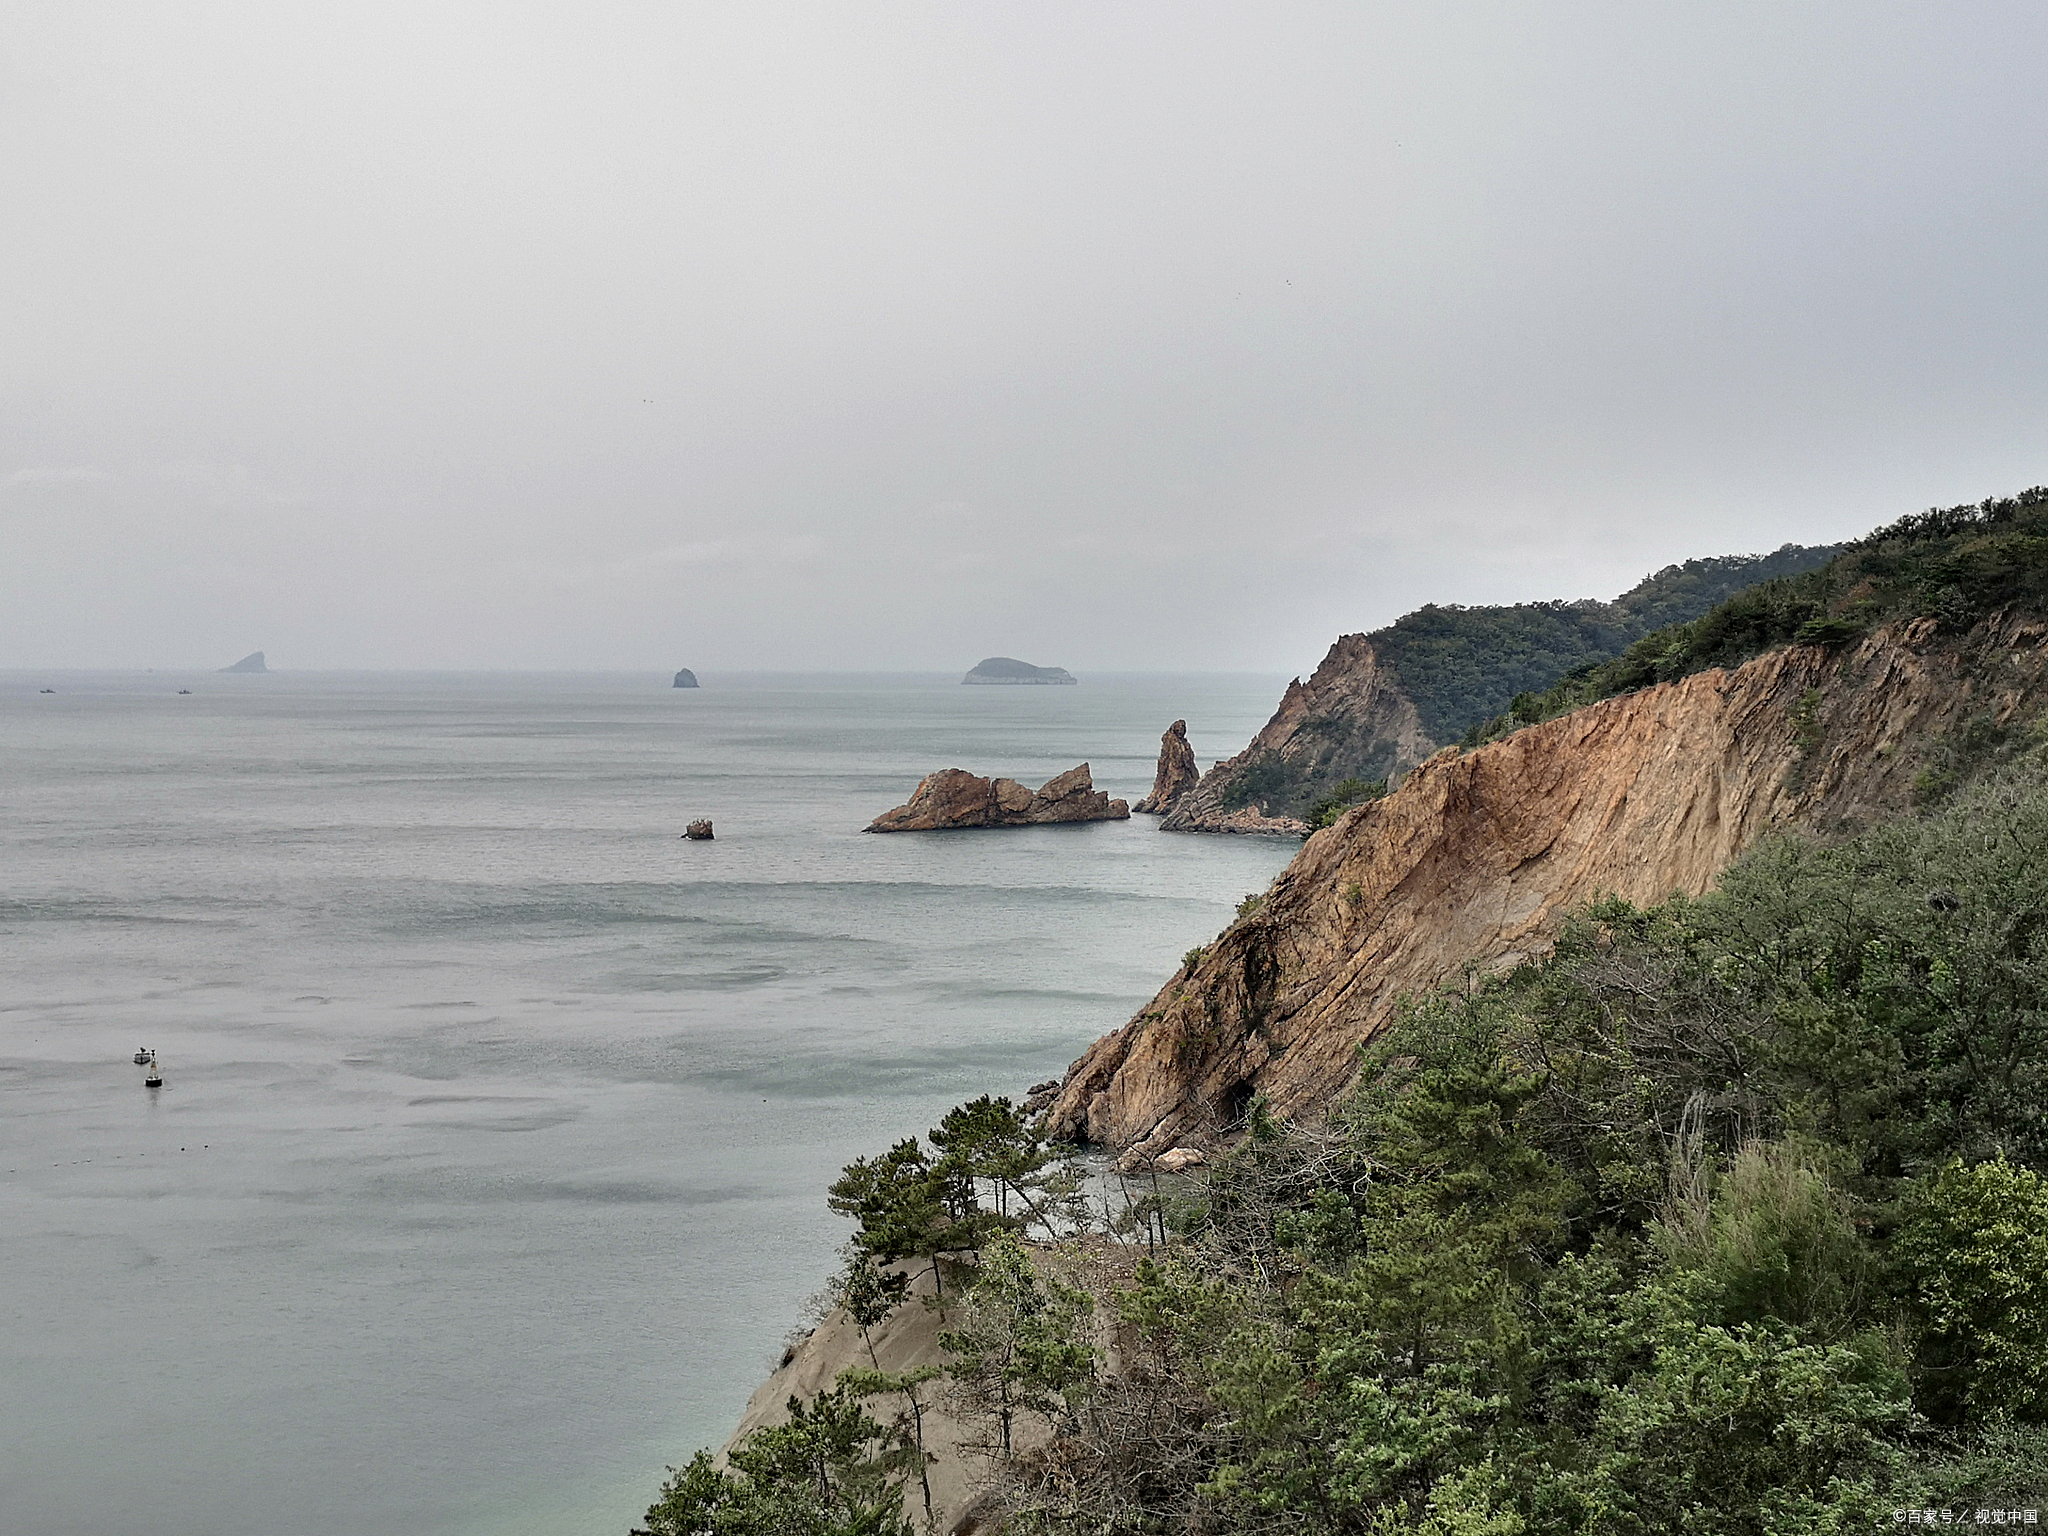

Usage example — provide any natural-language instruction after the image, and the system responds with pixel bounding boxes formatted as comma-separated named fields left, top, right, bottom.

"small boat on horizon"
left=133, top=1048, right=153, bottom=1065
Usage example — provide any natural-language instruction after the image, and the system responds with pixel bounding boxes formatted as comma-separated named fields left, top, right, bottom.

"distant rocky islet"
left=962, top=656, right=1076, bottom=685
left=867, top=764, right=1128, bottom=832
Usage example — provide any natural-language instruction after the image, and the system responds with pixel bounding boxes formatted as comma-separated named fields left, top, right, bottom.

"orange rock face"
left=867, top=763, right=1131, bottom=832
left=1047, top=618, right=2048, bottom=1156
left=1133, top=720, right=1201, bottom=815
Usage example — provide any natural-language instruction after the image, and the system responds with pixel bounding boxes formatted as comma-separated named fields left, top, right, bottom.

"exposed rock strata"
left=1162, top=634, right=1430, bottom=835
left=867, top=764, right=1129, bottom=832
left=1133, top=720, right=1200, bottom=814
left=1049, top=616, right=2048, bottom=1157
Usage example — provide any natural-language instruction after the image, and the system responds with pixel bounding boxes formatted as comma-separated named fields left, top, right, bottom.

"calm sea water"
left=0, top=670, right=1293, bottom=1536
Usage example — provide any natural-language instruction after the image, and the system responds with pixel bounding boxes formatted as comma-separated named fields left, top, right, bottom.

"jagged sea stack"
left=867, top=764, right=1128, bottom=831
left=1134, top=720, right=1200, bottom=814
left=673, top=669, right=699, bottom=688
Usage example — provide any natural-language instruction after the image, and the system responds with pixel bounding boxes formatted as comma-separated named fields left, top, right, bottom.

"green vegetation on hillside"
left=1374, top=544, right=1839, bottom=744
left=1465, top=488, right=2048, bottom=748
left=641, top=755, right=2048, bottom=1536
left=1218, top=544, right=1835, bottom=822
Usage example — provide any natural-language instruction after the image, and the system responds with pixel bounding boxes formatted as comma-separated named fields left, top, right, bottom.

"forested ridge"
left=1213, top=543, right=1835, bottom=825
left=1467, top=489, right=2048, bottom=747
left=1376, top=542, right=1838, bottom=744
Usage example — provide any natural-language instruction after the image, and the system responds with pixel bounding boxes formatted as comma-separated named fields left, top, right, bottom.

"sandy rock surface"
left=1053, top=616, right=2048, bottom=1155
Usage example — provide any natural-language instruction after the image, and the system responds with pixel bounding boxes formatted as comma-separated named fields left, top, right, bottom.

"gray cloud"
left=5, top=2, right=2047, bottom=670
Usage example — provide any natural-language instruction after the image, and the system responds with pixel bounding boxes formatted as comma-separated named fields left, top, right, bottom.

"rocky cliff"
left=867, top=764, right=1130, bottom=832
left=1161, top=634, right=1430, bottom=834
left=1049, top=614, right=2048, bottom=1157
left=1133, top=720, right=1200, bottom=814
left=1162, top=544, right=1839, bottom=832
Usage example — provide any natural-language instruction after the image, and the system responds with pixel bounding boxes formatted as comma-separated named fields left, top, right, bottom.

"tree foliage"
left=636, top=1389, right=914, bottom=1536
left=971, top=760, right=2048, bottom=1534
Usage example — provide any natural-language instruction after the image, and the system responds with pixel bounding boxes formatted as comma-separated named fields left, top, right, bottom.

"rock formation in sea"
left=1047, top=612, right=2048, bottom=1159
left=672, top=669, right=699, bottom=688
left=962, top=657, right=1077, bottom=685
left=220, top=651, right=268, bottom=673
left=683, top=819, right=713, bottom=840
left=1132, top=720, right=1200, bottom=814
left=1163, top=544, right=1839, bottom=832
left=866, top=764, right=1129, bottom=831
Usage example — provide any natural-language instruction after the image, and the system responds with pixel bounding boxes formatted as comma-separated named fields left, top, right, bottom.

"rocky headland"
left=866, top=764, right=1129, bottom=832
left=1049, top=611, right=2048, bottom=1158
left=1163, top=544, right=1837, bottom=832
left=1131, top=719, right=1199, bottom=814
left=962, top=657, right=1076, bottom=685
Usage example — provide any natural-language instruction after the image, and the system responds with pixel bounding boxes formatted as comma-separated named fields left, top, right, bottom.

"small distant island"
left=672, top=669, right=699, bottom=688
left=962, top=656, right=1076, bottom=685
left=220, top=651, right=268, bottom=674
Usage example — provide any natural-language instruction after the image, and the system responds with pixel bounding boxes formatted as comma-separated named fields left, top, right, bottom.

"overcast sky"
left=6, top=3, right=2047, bottom=672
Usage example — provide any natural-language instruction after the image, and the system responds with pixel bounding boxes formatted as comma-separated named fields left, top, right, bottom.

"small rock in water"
left=683, top=819, right=714, bottom=840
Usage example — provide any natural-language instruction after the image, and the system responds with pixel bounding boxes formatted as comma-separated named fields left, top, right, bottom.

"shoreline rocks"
left=867, top=764, right=1129, bottom=832
left=1132, top=719, right=1200, bottom=815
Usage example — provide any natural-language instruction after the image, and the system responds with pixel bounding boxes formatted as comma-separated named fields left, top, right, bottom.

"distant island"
left=220, top=651, right=268, bottom=674
left=672, top=669, right=699, bottom=688
left=962, top=656, right=1076, bottom=685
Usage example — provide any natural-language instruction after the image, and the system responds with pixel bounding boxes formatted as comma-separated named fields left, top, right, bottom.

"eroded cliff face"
left=1161, top=634, right=1434, bottom=834
left=1050, top=617, right=2048, bottom=1156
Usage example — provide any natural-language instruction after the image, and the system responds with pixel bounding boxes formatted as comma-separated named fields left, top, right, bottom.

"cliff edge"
left=1049, top=614, right=2048, bottom=1157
